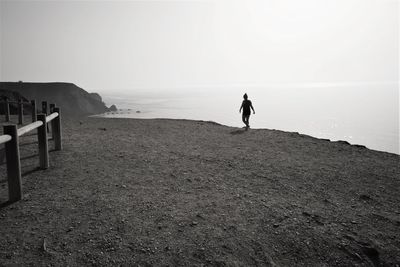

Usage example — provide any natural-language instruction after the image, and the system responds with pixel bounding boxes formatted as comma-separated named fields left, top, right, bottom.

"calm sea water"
left=99, top=85, right=399, bottom=154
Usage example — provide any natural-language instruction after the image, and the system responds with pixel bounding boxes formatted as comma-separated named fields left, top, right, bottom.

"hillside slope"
left=0, top=82, right=109, bottom=116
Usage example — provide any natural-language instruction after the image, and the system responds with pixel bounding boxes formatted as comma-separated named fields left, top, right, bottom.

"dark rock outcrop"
left=0, top=82, right=109, bottom=116
left=109, top=105, right=117, bottom=112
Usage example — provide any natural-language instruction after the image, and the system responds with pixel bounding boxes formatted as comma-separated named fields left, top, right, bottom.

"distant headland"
left=0, top=81, right=115, bottom=116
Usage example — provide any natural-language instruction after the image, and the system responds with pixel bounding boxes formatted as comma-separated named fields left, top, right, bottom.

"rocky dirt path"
left=0, top=117, right=399, bottom=266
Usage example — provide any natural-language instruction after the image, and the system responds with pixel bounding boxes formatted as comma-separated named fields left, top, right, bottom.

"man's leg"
left=245, top=115, right=250, bottom=127
left=242, top=114, right=247, bottom=126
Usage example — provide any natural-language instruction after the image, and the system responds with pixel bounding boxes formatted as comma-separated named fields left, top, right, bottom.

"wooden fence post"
left=42, top=101, right=48, bottom=115
left=49, top=103, right=56, bottom=138
left=3, top=124, right=22, bottom=202
left=18, top=99, right=24, bottom=125
left=49, top=103, right=55, bottom=113
left=31, top=100, right=37, bottom=122
left=42, top=101, right=49, bottom=133
left=37, top=114, right=49, bottom=169
left=53, top=107, right=62, bottom=150
left=5, top=99, right=10, bottom=122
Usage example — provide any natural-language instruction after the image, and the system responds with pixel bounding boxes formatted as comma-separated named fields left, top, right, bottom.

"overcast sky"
left=0, top=0, right=398, bottom=93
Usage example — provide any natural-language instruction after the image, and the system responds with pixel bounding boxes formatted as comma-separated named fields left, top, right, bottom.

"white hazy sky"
left=0, top=0, right=398, bottom=93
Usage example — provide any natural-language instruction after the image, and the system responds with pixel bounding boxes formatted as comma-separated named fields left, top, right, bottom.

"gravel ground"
left=0, top=116, right=399, bottom=266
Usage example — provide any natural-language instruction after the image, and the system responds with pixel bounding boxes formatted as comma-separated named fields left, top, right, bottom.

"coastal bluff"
left=0, top=82, right=110, bottom=116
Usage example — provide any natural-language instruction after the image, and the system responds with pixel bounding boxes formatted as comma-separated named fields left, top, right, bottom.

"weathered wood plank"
left=18, top=99, right=23, bottom=125
left=17, top=121, right=43, bottom=137
left=0, top=134, right=12, bottom=145
left=5, top=99, right=10, bottom=122
left=31, top=100, right=37, bottom=122
left=45, top=112, right=58, bottom=123
left=3, top=124, right=22, bottom=202
left=37, top=114, right=49, bottom=169
left=53, top=107, right=62, bottom=150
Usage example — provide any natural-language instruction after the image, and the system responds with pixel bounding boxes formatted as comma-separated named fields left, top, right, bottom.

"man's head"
left=243, top=93, right=248, bottom=100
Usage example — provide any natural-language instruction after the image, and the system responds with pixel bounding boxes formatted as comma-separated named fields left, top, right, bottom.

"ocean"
left=99, top=84, right=399, bottom=154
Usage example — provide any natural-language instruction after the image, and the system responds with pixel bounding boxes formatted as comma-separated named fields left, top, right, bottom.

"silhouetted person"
left=239, top=93, right=255, bottom=128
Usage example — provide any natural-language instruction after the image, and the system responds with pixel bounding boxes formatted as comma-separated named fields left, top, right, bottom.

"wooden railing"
left=0, top=107, right=62, bottom=202
left=1, top=99, right=54, bottom=124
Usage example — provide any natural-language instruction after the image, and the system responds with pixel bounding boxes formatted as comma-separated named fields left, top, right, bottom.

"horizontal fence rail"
left=17, top=121, right=43, bottom=137
left=45, top=112, right=58, bottom=123
left=0, top=134, right=12, bottom=145
left=0, top=100, right=22, bottom=105
left=0, top=100, right=36, bottom=105
left=1, top=105, right=62, bottom=203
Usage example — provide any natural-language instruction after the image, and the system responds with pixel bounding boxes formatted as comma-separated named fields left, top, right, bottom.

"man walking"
left=239, top=93, right=255, bottom=128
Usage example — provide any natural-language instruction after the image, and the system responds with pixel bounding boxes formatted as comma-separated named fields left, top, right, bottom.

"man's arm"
left=250, top=103, right=255, bottom=114
left=239, top=103, right=243, bottom=113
